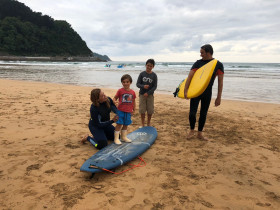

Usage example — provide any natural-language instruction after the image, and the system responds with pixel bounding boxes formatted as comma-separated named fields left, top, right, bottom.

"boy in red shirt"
left=113, top=74, right=136, bottom=144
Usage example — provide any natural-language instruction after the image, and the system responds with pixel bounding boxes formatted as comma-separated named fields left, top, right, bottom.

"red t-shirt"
left=115, top=88, right=136, bottom=113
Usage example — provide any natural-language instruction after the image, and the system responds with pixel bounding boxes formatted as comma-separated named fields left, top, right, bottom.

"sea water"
left=0, top=60, right=279, bottom=104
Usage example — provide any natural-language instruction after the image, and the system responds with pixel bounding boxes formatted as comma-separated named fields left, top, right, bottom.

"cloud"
left=17, top=0, right=280, bottom=62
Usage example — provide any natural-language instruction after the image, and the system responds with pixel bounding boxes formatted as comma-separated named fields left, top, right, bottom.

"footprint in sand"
left=235, top=180, right=244, bottom=185
left=44, top=169, right=56, bottom=174
left=265, top=191, right=280, bottom=202
left=26, top=164, right=41, bottom=171
left=50, top=183, right=69, bottom=195
left=130, top=204, right=145, bottom=209
left=64, top=143, right=80, bottom=149
left=199, top=199, right=214, bottom=208
left=256, top=202, right=271, bottom=207
left=221, top=194, right=230, bottom=201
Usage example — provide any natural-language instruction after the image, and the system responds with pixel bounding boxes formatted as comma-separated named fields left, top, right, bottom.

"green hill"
left=0, top=0, right=111, bottom=61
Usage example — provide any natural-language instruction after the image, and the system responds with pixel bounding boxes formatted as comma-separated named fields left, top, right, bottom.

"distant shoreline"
left=0, top=55, right=107, bottom=62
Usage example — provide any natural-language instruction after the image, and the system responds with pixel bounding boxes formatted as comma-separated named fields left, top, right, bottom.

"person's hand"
left=215, top=97, right=221, bottom=106
left=144, top=93, right=148, bottom=98
left=144, top=85, right=149, bottom=89
left=113, top=99, right=119, bottom=106
left=112, top=115, right=119, bottom=122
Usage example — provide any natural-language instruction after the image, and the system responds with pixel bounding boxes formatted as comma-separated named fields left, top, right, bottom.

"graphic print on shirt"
left=143, top=77, right=153, bottom=83
left=122, top=93, right=133, bottom=103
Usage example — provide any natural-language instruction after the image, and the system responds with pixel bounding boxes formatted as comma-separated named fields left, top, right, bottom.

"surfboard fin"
left=90, top=173, right=95, bottom=179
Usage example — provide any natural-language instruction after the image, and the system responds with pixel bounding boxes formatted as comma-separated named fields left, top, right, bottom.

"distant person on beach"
left=136, top=59, right=158, bottom=127
left=184, top=44, right=224, bottom=140
left=81, top=89, right=118, bottom=149
left=113, top=74, right=136, bottom=144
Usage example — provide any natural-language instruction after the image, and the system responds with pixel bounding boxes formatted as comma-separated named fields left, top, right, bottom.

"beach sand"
left=0, top=79, right=279, bottom=209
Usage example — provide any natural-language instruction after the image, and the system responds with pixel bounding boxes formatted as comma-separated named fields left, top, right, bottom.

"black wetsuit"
left=189, top=59, right=224, bottom=131
left=88, top=97, right=117, bottom=149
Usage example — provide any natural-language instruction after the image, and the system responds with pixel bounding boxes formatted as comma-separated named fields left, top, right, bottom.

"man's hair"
left=121, top=74, right=132, bottom=83
left=201, top=44, right=213, bottom=55
left=146, top=58, right=155, bottom=66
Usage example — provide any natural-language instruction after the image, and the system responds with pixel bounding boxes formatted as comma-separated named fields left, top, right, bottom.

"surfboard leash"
left=89, top=156, right=146, bottom=175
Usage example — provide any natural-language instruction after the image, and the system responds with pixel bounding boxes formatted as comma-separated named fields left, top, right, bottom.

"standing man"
left=184, top=44, right=224, bottom=140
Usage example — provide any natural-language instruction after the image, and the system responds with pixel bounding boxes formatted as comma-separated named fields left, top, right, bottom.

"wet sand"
left=0, top=79, right=279, bottom=209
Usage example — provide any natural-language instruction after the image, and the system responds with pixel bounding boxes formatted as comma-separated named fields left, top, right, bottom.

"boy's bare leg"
left=147, top=114, right=152, bottom=126
left=115, top=124, right=122, bottom=131
left=141, top=114, right=145, bottom=127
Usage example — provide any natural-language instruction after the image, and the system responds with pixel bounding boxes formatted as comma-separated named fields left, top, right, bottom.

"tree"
left=0, top=0, right=93, bottom=56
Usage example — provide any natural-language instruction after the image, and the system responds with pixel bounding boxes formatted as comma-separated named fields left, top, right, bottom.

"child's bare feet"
left=186, top=130, right=195, bottom=139
left=81, top=135, right=88, bottom=144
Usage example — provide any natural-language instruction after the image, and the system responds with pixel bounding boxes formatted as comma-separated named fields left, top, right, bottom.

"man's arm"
left=215, top=74, right=224, bottom=106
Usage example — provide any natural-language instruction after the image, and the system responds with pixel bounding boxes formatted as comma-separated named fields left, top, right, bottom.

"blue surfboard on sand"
left=80, top=126, right=157, bottom=174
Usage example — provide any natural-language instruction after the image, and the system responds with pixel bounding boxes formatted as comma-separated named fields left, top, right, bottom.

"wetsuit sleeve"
left=90, top=107, right=114, bottom=128
left=216, top=69, right=224, bottom=75
left=136, top=72, right=145, bottom=89
left=108, top=97, right=118, bottom=113
left=191, top=60, right=200, bottom=71
left=147, top=73, right=157, bottom=95
left=216, top=61, right=224, bottom=75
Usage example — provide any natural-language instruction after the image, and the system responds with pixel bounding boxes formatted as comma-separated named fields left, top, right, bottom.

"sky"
left=18, top=0, right=280, bottom=63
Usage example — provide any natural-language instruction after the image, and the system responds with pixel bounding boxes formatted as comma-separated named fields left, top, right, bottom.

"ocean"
left=0, top=60, right=279, bottom=104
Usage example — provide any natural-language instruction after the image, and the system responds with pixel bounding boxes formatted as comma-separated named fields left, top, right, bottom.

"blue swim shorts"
left=116, top=110, right=132, bottom=125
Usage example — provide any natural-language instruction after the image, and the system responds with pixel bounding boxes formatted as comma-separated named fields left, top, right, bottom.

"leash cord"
left=89, top=156, right=146, bottom=174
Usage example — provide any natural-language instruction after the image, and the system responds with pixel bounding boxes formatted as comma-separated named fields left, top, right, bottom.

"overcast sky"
left=18, top=0, right=280, bottom=62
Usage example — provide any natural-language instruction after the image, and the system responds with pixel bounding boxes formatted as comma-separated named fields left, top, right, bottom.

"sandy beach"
left=0, top=79, right=279, bottom=209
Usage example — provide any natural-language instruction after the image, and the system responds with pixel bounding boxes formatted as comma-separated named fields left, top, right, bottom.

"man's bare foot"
left=81, top=135, right=88, bottom=144
left=187, top=130, right=195, bottom=139
left=197, top=132, right=209, bottom=141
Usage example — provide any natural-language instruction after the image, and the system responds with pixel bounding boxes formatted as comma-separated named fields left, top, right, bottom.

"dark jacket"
left=136, top=71, right=158, bottom=95
left=89, top=97, right=117, bottom=128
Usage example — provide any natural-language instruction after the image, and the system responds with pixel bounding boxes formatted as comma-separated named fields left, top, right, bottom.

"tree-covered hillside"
left=0, top=0, right=110, bottom=60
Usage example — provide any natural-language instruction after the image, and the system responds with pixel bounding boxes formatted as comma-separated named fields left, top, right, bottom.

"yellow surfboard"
left=177, top=59, right=217, bottom=99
